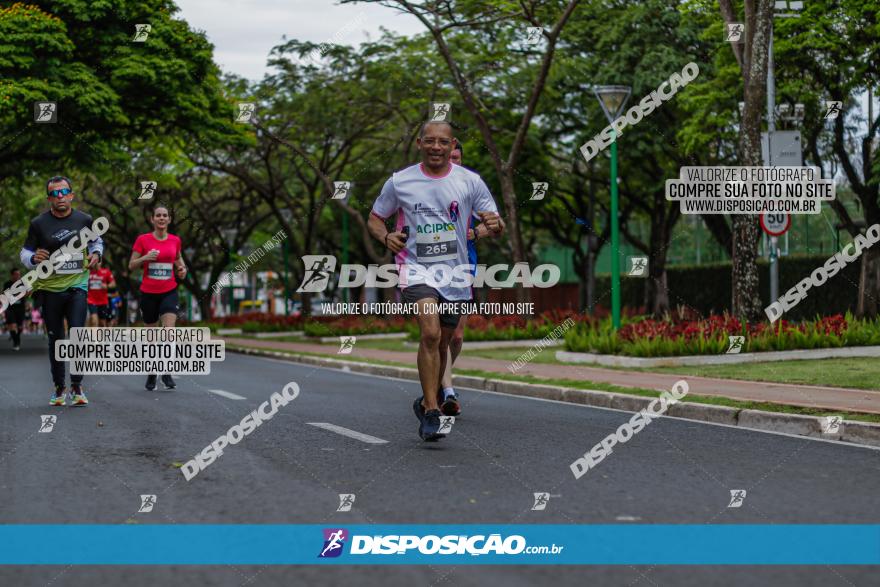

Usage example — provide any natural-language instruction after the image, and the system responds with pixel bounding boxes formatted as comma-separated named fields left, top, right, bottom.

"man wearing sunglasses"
left=19, top=176, right=104, bottom=407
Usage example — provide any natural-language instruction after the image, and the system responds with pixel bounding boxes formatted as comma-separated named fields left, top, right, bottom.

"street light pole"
left=593, top=85, right=631, bottom=329
left=766, top=1, right=804, bottom=304
left=767, top=23, right=779, bottom=304
left=586, top=158, right=596, bottom=315
left=610, top=131, right=621, bottom=328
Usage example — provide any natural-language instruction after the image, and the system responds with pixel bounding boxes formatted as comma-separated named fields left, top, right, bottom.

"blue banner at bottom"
left=1, top=525, right=878, bottom=565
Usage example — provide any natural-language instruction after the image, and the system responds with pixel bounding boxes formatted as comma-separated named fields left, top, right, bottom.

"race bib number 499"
left=416, top=224, right=458, bottom=263
left=147, top=263, right=173, bottom=280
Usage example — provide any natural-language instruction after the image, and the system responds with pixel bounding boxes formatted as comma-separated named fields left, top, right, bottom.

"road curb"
left=229, top=346, right=880, bottom=448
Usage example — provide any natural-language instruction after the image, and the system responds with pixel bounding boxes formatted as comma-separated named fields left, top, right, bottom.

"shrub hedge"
left=596, top=254, right=861, bottom=319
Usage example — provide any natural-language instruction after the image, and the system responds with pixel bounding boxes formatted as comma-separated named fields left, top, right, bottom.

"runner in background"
left=438, top=142, right=489, bottom=416
left=87, top=260, right=116, bottom=327
left=108, top=285, right=123, bottom=326
left=129, top=205, right=187, bottom=391
left=3, top=268, right=25, bottom=350
left=30, top=304, right=44, bottom=335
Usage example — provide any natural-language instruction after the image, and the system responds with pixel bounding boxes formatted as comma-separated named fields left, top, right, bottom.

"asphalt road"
left=1, top=333, right=878, bottom=586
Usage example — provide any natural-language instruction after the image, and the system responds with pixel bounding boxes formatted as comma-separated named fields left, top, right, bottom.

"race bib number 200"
left=56, top=254, right=84, bottom=275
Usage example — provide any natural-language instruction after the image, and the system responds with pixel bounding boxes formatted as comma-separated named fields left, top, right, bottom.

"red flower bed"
left=618, top=313, right=849, bottom=342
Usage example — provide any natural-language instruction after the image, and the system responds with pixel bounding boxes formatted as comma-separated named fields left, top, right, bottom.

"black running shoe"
left=161, top=375, right=176, bottom=389
left=412, top=396, right=426, bottom=427
left=420, top=409, right=444, bottom=441
left=145, top=375, right=157, bottom=391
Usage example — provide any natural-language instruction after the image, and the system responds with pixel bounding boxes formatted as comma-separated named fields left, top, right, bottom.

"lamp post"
left=594, top=85, right=631, bottom=328
left=767, top=1, right=804, bottom=304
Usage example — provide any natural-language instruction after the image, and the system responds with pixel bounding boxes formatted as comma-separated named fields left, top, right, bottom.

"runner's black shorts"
left=4, top=304, right=25, bottom=326
left=88, top=303, right=113, bottom=320
left=140, top=289, right=179, bottom=324
left=400, top=284, right=461, bottom=329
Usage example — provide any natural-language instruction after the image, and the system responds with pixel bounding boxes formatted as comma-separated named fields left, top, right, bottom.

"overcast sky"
left=174, top=0, right=425, bottom=80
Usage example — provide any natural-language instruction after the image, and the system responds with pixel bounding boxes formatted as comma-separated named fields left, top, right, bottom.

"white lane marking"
left=205, top=389, right=246, bottom=400
left=307, top=422, right=389, bottom=444
left=251, top=356, right=880, bottom=452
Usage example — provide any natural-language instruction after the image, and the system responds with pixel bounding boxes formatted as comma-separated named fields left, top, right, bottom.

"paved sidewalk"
left=223, top=337, right=880, bottom=414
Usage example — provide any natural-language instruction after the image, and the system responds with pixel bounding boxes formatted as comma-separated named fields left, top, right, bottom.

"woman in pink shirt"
left=128, top=205, right=188, bottom=391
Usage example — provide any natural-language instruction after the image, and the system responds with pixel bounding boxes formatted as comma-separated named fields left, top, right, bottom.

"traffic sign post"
left=760, top=213, right=791, bottom=305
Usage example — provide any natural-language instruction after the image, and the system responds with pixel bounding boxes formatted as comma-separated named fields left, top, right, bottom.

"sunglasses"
left=47, top=188, right=72, bottom=198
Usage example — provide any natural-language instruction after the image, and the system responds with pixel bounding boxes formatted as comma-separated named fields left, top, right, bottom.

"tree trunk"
left=729, top=0, right=772, bottom=321
left=199, top=295, right=213, bottom=322
left=858, top=245, right=880, bottom=317
left=647, top=245, right=670, bottom=317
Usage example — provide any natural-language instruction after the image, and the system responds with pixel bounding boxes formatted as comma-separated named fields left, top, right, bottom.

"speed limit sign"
left=760, top=212, right=791, bottom=237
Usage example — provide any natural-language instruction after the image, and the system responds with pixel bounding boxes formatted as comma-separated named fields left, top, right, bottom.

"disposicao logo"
left=319, top=528, right=348, bottom=558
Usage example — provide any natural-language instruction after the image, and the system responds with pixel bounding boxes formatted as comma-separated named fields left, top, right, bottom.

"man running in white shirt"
left=368, top=121, right=504, bottom=440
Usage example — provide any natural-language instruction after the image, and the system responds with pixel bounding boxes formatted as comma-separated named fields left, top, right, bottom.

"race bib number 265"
left=416, top=230, right=458, bottom=263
